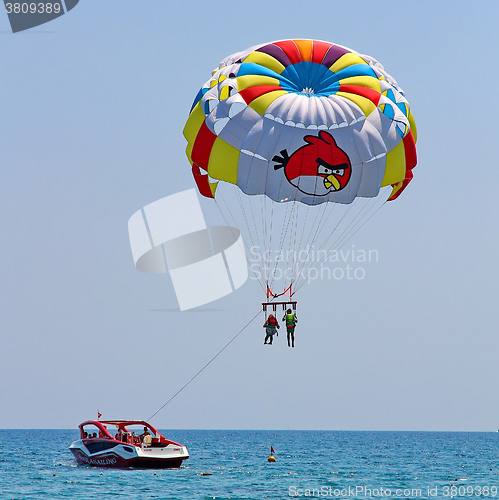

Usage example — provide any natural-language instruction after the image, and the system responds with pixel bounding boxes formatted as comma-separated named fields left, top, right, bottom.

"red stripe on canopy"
left=273, top=40, right=302, bottom=65
left=239, top=85, right=284, bottom=104
left=338, top=85, right=381, bottom=106
left=311, top=40, right=333, bottom=64
left=191, top=121, right=216, bottom=170
left=192, top=164, right=215, bottom=199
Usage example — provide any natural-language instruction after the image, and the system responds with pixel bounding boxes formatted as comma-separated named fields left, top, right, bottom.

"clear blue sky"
left=1, top=0, right=498, bottom=430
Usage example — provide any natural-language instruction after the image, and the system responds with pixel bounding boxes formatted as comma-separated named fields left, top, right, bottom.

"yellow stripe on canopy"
left=336, top=91, right=376, bottom=117
left=338, top=75, right=381, bottom=92
left=185, top=143, right=194, bottom=165
left=249, top=90, right=287, bottom=116
left=381, top=140, right=406, bottom=186
left=207, top=138, right=239, bottom=185
left=183, top=102, right=205, bottom=146
left=243, top=51, right=286, bottom=74
left=408, top=111, right=417, bottom=142
left=237, top=75, right=281, bottom=91
left=330, top=53, right=367, bottom=73
left=219, top=86, right=230, bottom=100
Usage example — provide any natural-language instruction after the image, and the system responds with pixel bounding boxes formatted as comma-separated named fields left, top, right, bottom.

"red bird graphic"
left=273, top=131, right=351, bottom=196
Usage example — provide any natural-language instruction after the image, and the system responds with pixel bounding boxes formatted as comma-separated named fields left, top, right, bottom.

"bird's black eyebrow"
left=316, top=157, right=334, bottom=169
left=317, top=158, right=349, bottom=171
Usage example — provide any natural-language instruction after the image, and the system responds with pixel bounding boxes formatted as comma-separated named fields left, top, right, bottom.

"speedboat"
left=69, top=420, right=189, bottom=468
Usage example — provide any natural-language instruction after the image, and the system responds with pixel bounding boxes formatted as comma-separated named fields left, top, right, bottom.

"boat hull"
left=70, top=448, right=184, bottom=468
left=69, top=439, right=188, bottom=469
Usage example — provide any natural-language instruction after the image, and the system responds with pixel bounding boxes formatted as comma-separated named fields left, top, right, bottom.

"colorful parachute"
left=183, top=39, right=417, bottom=297
left=184, top=39, right=416, bottom=205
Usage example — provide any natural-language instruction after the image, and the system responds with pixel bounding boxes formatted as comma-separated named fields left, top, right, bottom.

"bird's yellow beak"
left=324, top=175, right=340, bottom=191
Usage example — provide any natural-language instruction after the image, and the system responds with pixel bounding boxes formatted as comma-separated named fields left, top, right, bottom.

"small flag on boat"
left=98, top=411, right=102, bottom=419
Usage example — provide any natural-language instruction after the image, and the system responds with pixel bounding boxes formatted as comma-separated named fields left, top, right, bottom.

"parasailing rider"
left=263, top=314, right=280, bottom=345
left=282, top=309, right=298, bottom=348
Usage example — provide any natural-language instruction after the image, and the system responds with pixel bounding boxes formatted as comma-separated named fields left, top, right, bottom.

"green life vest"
left=285, top=314, right=296, bottom=326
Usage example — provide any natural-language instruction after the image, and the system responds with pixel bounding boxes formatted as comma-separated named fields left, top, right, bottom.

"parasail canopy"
left=184, top=39, right=416, bottom=205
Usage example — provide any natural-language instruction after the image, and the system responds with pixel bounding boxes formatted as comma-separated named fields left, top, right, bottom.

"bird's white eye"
left=332, top=169, right=345, bottom=176
left=317, top=165, right=333, bottom=175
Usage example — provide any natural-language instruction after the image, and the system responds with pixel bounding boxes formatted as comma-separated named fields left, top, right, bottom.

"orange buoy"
left=268, top=455, right=276, bottom=462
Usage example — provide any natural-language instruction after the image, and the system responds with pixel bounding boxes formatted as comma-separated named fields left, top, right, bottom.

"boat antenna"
left=148, top=309, right=261, bottom=421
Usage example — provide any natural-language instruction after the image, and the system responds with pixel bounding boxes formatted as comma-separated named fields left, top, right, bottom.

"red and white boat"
left=69, top=420, right=189, bottom=468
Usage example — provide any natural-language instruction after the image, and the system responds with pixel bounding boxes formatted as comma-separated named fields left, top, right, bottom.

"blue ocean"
left=0, top=430, right=497, bottom=499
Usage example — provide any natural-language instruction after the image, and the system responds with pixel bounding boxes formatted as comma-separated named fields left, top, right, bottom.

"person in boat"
left=142, top=430, right=153, bottom=446
left=99, top=425, right=110, bottom=439
left=263, top=314, right=279, bottom=345
left=282, top=309, right=298, bottom=348
left=115, top=428, right=123, bottom=441
left=139, top=427, right=153, bottom=446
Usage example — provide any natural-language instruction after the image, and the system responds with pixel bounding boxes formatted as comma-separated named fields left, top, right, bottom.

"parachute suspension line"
left=292, top=199, right=303, bottom=286
left=267, top=196, right=275, bottom=288
left=232, top=189, right=270, bottom=290
left=328, top=196, right=381, bottom=253
left=293, top=201, right=330, bottom=280
left=292, top=201, right=338, bottom=288
left=268, top=200, right=296, bottom=296
left=294, top=202, right=311, bottom=278
left=290, top=199, right=301, bottom=286
left=148, top=309, right=262, bottom=422
left=325, top=195, right=389, bottom=258
left=248, top=193, right=266, bottom=277
left=233, top=189, right=267, bottom=288
left=262, top=194, right=269, bottom=284
left=294, top=198, right=362, bottom=291
left=234, top=189, right=257, bottom=252
left=250, top=195, right=268, bottom=286
left=255, top=193, right=276, bottom=291
left=294, top=201, right=369, bottom=293
left=263, top=195, right=275, bottom=288
left=214, top=195, right=266, bottom=293
left=266, top=198, right=288, bottom=295
left=310, top=203, right=336, bottom=249
left=215, top=189, right=247, bottom=239
left=293, top=194, right=388, bottom=294
left=332, top=197, right=377, bottom=250
left=293, top=199, right=359, bottom=292
left=271, top=198, right=297, bottom=293
left=281, top=200, right=299, bottom=296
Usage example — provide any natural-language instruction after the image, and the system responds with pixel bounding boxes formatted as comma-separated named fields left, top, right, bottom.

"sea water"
left=0, top=430, right=497, bottom=499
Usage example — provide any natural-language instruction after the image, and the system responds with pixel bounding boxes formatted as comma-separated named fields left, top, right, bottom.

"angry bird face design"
left=273, top=131, right=352, bottom=196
